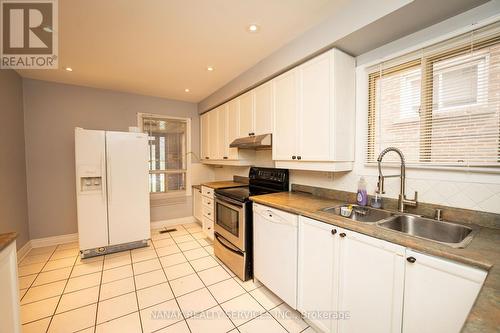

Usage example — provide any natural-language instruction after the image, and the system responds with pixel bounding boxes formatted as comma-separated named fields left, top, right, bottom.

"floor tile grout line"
left=19, top=245, right=59, bottom=303
left=20, top=226, right=298, bottom=333
left=150, top=225, right=194, bottom=333
left=128, top=250, right=145, bottom=333
left=176, top=238, right=240, bottom=331
left=44, top=244, right=79, bottom=333
left=92, top=248, right=109, bottom=333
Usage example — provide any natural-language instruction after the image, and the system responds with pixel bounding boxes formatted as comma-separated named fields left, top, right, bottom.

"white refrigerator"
left=75, top=128, right=151, bottom=258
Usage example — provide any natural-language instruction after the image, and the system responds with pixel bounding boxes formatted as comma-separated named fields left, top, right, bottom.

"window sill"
left=150, top=192, right=190, bottom=207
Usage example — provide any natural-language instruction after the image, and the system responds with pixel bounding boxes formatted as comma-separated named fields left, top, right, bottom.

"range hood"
left=230, top=134, right=272, bottom=149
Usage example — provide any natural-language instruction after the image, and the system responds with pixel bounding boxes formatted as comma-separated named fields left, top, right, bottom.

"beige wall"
left=0, top=70, right=30, bottom=249
left=23, top=79, right=202, bottom=239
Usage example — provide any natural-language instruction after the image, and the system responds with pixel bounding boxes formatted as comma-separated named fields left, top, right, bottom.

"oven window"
left=216, top=202, right=239, bottom=237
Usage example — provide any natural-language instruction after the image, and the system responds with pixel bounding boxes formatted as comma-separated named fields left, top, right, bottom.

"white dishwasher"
left=253, top=203, right=298, bottom=308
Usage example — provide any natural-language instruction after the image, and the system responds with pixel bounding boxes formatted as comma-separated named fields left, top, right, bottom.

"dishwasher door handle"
left=255, top=210, right=297, bottom=227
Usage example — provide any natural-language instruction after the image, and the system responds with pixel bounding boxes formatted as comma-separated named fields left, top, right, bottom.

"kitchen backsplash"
left=212, top=153, right=500, bottom=215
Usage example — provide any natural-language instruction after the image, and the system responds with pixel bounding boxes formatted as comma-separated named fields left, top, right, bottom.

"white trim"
left=30, top=233, right=79, bottom=249
left=16, top=241, right=32, bottom=263
left=150, top=216, right=199, bottom=229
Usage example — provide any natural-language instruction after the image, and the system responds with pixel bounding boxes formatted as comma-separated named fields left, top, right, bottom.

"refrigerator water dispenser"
left=80, top=177, right=102, bottom=191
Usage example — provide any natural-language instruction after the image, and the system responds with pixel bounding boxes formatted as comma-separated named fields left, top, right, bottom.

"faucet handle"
left=413, top=191, right=418, bottom=201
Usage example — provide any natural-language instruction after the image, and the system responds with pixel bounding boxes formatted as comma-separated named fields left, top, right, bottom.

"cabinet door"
left=227, top=100, right=240, bottom=160
left=298, top=52, right=331, bottom=161
left=402, top=250, right=487, bottom=333
left=0, top=242, right=21, bottom=333
left=200, top=113, right=210, bottom=160
left=216, top=105, right=228, bottom=160
left=298, top=216, right=338, bottom=333
left=337, top=229, right=405, bottom=333
left=208, top=111, right=219, bottom=160
left=239, top=91, right=254, bottom=137
left=273, top=70, right=298, bottom=160
left=254, top=81, right=273, bottom=135
left=193, top=188, right=202, bottom=221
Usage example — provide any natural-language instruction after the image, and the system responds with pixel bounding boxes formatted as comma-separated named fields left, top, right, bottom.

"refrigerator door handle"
left=101, top=154, right=106, bottom=204
left=107, top=150, right=112, bottom=204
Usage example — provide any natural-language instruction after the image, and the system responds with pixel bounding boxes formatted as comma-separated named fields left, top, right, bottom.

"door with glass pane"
left=142, top=117, right=187, bottom=195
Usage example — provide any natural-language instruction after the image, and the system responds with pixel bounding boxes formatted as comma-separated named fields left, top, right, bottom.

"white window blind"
left=367, top=21, right=500, bottom=168
left=141, top=116, right=187, bottom=194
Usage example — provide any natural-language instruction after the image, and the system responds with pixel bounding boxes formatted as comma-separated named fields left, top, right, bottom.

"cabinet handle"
left=292, top=156, right=296, bottom=160
left=249, top=132, right=255, bottom=136
left=205, top=156, right=209, bottom=159
left=223, top=156, right=228, bottom=159
left=407, top=257, right=416, bottom=263
left=331, top=229, right=337, bottom=235
left=208, top=212, right=211, bottom=216
left=339, top=232, right=346, bottom=238
left=297, top=156, right=302, bottom=160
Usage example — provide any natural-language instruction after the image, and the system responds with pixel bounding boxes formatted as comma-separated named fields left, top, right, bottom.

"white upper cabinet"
left=216, top=105, right=228, bottom=160
left=200, top=112, right=210, bottom=160
left=199, top=47, right=354, bottom=170
left=201, top=100, right=255, bottom=165
left=207, top=110, right=219, bottom=160
left=402, top=250, right=487, bottom=333
left=227, top=99, right=240, bottom=160
left=273, top=69, right=299, bottom=161
left=273, top=48, right=355, bottom=172
left=239, top=91, right=254, bottom=137
left=299, top=52, right=332, bottom=161
left=254, top=81, right=274, bottom=135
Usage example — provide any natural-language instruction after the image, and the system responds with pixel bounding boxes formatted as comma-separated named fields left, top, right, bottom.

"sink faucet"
left=377, top=147, right=418, bottom=212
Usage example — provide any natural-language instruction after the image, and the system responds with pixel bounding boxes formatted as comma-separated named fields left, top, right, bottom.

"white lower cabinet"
left=336, top=229, right=405, bottom=333
left=298, top=216, right=404, bottom=333
left=402, top=249, right=487, bottom=333
left=297, top=216, right=337, bottom=333
left=193, top=187, right=202, bottom=222
left=297, top=216, right=487, bottom=333
left=0, top=241, right=21, bottom=333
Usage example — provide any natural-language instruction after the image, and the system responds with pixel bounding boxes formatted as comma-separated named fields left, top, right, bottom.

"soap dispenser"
left=356, top=177, right=368, bottom=206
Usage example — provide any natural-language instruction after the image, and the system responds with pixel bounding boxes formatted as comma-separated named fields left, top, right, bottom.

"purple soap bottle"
left=356, top=177, right=368, bottom=206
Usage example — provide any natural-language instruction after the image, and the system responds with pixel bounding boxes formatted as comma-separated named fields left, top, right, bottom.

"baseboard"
left=151, top=216, right=200, bottom=229
left=17, top=241, right=32, bottom=262
left=30, top=233, right=79, bottom=249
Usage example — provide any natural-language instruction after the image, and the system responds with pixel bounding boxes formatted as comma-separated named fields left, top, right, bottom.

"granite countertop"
left=0, top=232, right=17, bottom=251
left=250, top=191, right=500, bottom=333
left=199, top=181, right=247, bottom=189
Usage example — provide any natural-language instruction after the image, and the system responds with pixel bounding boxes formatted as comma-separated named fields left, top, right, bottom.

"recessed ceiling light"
left=64, top=67, right=73, bottom=72
left=207, top=66, right=214, bottom=71
left=185, top=88, right=190, bottom=93
left=247, top=24, right=259, bottom=33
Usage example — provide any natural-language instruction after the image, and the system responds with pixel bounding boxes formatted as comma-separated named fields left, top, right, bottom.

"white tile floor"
left=18, top=223, right=315, bottom=333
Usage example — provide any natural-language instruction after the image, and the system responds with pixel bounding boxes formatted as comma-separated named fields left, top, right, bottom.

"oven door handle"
left=215, top=195, right=245, bottom=208
left=215, top=233, right=242, bottom=255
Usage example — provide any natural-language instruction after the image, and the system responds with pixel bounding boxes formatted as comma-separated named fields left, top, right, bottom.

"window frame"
left=137, top=113, right=192, bottom=199
left=366, top=37, right=500, bottom=170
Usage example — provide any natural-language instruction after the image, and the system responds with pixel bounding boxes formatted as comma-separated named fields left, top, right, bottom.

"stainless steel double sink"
left=321, top=205, right=477, bottom=248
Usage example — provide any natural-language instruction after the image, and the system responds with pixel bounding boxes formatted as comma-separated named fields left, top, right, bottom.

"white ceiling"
left=16, top=0, right=347, bottom=102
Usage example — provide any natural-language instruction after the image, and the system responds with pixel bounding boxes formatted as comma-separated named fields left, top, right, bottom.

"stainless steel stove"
left=214, top=167, right=289, bottom=281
